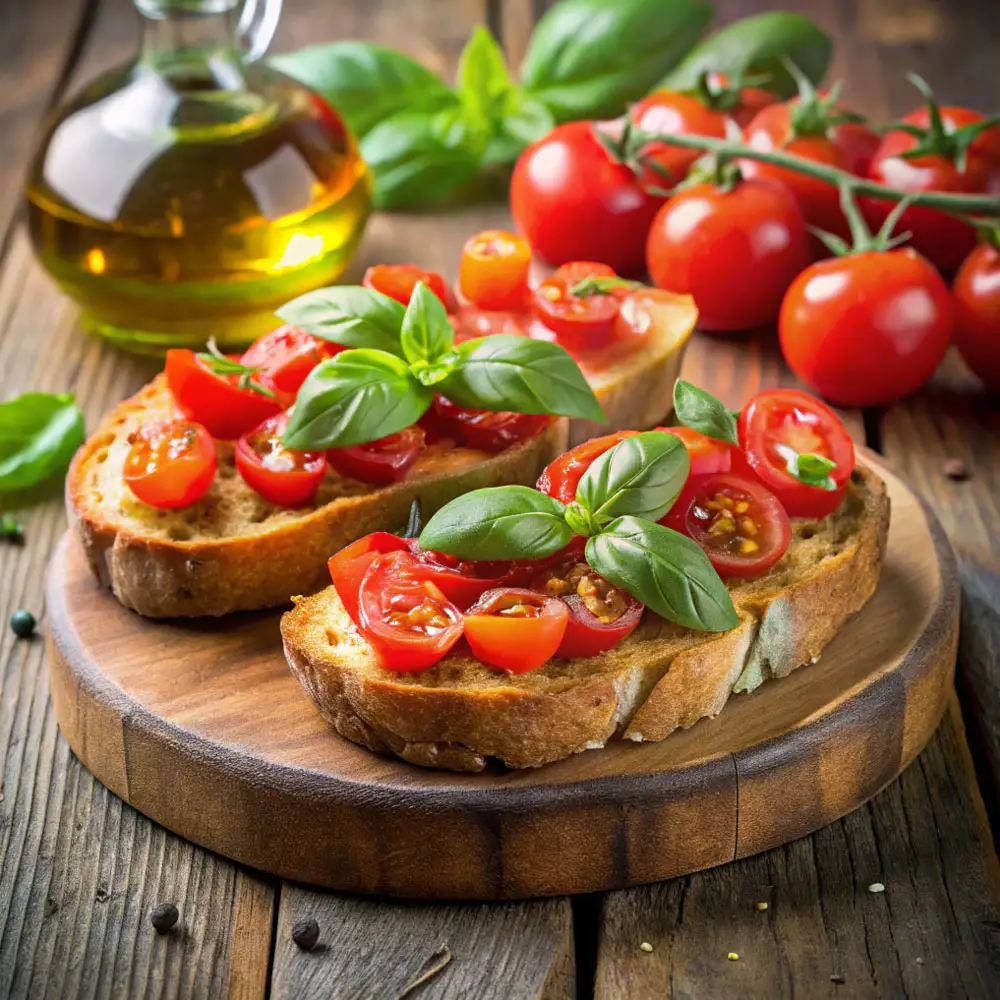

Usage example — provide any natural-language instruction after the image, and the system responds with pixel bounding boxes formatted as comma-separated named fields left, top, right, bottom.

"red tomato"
left=420, top=396, right=550, bottom=452
left=165, top=349, right=282, bottom=441
left=705, top=72, right=778, bottom=129
left=327, top=426, right=426, bottom=486
left=779, top=250, right=952, bottom=407
left=404, top=541, right=524, bottom=610
left=533, top=261, right=625, bottom=346
left=866, top=105, right=1000, bottom=272
left=742, top=102, right=880, bottom=241
left=235, top=412, right=327, bottom=507
left=458, top=230, right=531, bottom=310
left=357, top=551, right=465, bottom=671
left=463, top=588, right=569, bottom=673
left=737, top=389, right=855, bottom=518
left=953, top=241, right=1000, bottom=390
left=665, top=473, right=791, bottom=578
left=660, top=426, right=744, bottom=476
left=240, top=325, right=339, bottom=400
left=510, top=120, right=663, bottom=274
left=537, top=430, right=639, bottom=504
left=328, top=532, right=410, bottom=624
left=362, top=264, right=456, bottom=311
left=646, top=177, right=810, bottom=332
left=629, top=89, right=728, bottom=187
left=123, top=419, right=217, bottom=510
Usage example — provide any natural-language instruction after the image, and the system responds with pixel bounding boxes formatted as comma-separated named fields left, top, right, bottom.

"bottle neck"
left=137, top=1, right=244, bottom=80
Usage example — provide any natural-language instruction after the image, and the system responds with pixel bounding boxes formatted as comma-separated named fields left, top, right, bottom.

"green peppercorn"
left=10, top=610, right=35, bottom=638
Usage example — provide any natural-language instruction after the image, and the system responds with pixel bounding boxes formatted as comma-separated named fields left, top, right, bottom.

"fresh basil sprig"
left=0, top=392, right=85, bottom=495
left=673, top=380, right=739, bottom=446
left=419, top=430, right=737, bottom=632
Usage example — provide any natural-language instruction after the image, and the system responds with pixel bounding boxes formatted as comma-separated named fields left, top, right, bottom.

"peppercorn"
left=10, top=610, right=36, bottom=638
left=292, top=918, right=320, bottom=951
left=0, top=514, right=24, bottom=543
left=151, top=902, right=179, bottom=934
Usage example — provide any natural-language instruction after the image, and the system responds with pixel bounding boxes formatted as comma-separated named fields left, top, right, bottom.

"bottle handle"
left=237, top=0, right=282, bottom=63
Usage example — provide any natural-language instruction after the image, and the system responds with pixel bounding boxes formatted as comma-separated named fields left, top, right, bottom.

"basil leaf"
left=587, top=517, right=738, bottom=632
left=0, top=393, right=84, bottom=494
left=784, top=449, right=838, bottom=491
left=483, top=96, right=556, bottom=165
left=442, top=335, right=604, bottom=421
left=458, top=26, right=514, bottom=123
left=268, top=42, right=453, bottom=138
left=577, top=432, right=690, bottom=523
left=656, top=12, right=832, bottom=99
left=521, top=0, right=712, bottom=121
left=419, top=486, right=572, bottom=561
left=400, top=281, right=454, bottom=365
left=361, top=106, right=485, bottom=210
left=276, top=286, right=405, bottom=357
left=283, top=350, right=431, bottom=450
left=673, top=380, right=739, bottom=446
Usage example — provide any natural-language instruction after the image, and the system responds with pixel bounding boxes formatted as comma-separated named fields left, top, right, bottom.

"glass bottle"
left=25, top=0, right=371, bottom=353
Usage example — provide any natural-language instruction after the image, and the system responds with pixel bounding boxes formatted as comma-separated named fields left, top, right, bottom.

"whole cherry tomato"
left=533, top=261, right=624, bottom=347
left=646, top=175, right=810, bottom=332
left=779, top=249, right=952, bottom=408
left=420, top=396, right=550, bottom=452
left=240, top=325, right=339, bottom=401
left=537, top=430, right=639, bottom=503
left=952, top=241, right=1000, bottom=390
left=328, top=532, right=410, bottom=624
left=463, top=588, right=569, bottom=673
left=704, top=71, right=779, bottom=129
left=165, top=349, right=282, bottom=441
left=458, top=230, right=531, bottom=310
left=123, top=419, right=217, bottom=509
left=235, top=412, right=327, bottom=507
left=510, top=120, right=663, bottom=274
left=327, top=426, right=426, bottom=486
left=665, top=472, right=791, bottom=578
left=362, top=264, right=456, bottom=311
left=737, top=389, right=855, bottom=519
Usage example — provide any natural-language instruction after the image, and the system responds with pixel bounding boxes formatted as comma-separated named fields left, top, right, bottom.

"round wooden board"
left=46, top=453, right=958, bottom=900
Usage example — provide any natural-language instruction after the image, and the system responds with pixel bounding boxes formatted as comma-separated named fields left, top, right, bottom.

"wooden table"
left=2, top=1, right=1000, bottom=996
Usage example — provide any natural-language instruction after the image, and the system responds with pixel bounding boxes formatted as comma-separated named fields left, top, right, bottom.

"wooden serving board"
left=45, top=454, right=958, bottom=901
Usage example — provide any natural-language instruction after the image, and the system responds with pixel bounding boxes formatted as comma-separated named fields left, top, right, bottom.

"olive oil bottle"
left=25, top=0, right=371, bottom=353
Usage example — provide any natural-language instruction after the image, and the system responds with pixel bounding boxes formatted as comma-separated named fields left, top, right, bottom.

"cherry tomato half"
left=661, top=427, right=746, bottom=477
left=165, top=349, right=282, bottom=441
left=420, top=395, right=550, bottom=452
left=665, top=473, right=791, bottom=579
left=123, top=419, right=217, bottom=510
left=328, top=532, right=410, bottom=624
left=738, top=389, right=855, bottom=519
left=952, top=241, right=1000, bottom=391
left=534, top=261, right=623, bottom=347
left=358, top=551, right=465, bottom=672
left=362, top=264, right=456, bottom=311
left=779, top=249, right=952, bottom=408
left=327, top=426, right=426, bottom=486
left=458, top=230, right=531, bottom=310
left=536, top=430, right=639, bottom=504
left=404, top=541, right=524, bottom=610
left=235, top=412, right=327, bottom=507
left=240, top=325, right=339, bottom=401
left=463, top=588, right=569, bottom=673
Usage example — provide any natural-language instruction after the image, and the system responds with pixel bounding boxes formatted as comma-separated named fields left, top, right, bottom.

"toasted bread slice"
left=68, top=376, right=568, bottom=618
left=281, top=465, right=890, bottom=772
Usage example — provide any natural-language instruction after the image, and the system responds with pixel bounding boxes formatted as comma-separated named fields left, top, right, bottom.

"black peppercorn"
left=292, top=918, right=320, bottom=951
left=151, top=902, right=179, bottom=934
left=10, top=610, right=36, bottom=638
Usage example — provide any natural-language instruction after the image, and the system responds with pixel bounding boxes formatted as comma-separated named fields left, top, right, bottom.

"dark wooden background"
left=2, top=1, right=1000, bottom=997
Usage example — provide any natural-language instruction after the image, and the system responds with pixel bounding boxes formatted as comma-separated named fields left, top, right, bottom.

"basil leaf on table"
left=577, top=432, right=690, bottom=524
left=520, top=0, right=712, bottom=121
left=0, top=393, right=84, bottom=494
left=400, top=281, right=455, bottom=365
left=419, top=486, right=572, bottom=561
left=276, top=286, right=406, bottom=357
left=458, top=25, right=514, bottom=123
left=283, top=350, right=430, bottom=450
left=441, top=335, right=605, bottom=421
left=656, top=12, right=832, bottom=99
left=673, top=380, right=739, bottom=446
left=268, top=42, right=453, bottom=138
left=586, top=517, right=738, bottom=632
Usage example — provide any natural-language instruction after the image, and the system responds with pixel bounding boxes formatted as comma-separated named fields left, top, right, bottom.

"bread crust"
left=281, top=466, right=890, bottom=771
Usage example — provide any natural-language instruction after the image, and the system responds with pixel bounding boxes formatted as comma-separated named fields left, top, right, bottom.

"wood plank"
left=270, top=884, right=574, bottom=1000
left=594, top=697, right=1000, bottom=999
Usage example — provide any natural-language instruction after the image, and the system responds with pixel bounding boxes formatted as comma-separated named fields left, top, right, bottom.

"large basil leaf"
left=268, top=42, right=453, bottom=138
left=400, top=281, right=455, bottom=365
left=656, top=12, right=832, bottom=98
left=577, top=432, right=690, bottom=523
left=276, top=286, right=405, bottom=357
left=458, top=25, right=514, bottom=123
left=283, top=350, right=430, bottom=450
left=521, top=0, right=712, bottom=121
left=420, top=486, right=572, bottom=561
left=587, top=517, right=738, bottom=632
left=442, top=335, right=604, bottom=421
left=0, top=393, right=84, bottom=494
left=673, top=380, right=739, bottom=446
